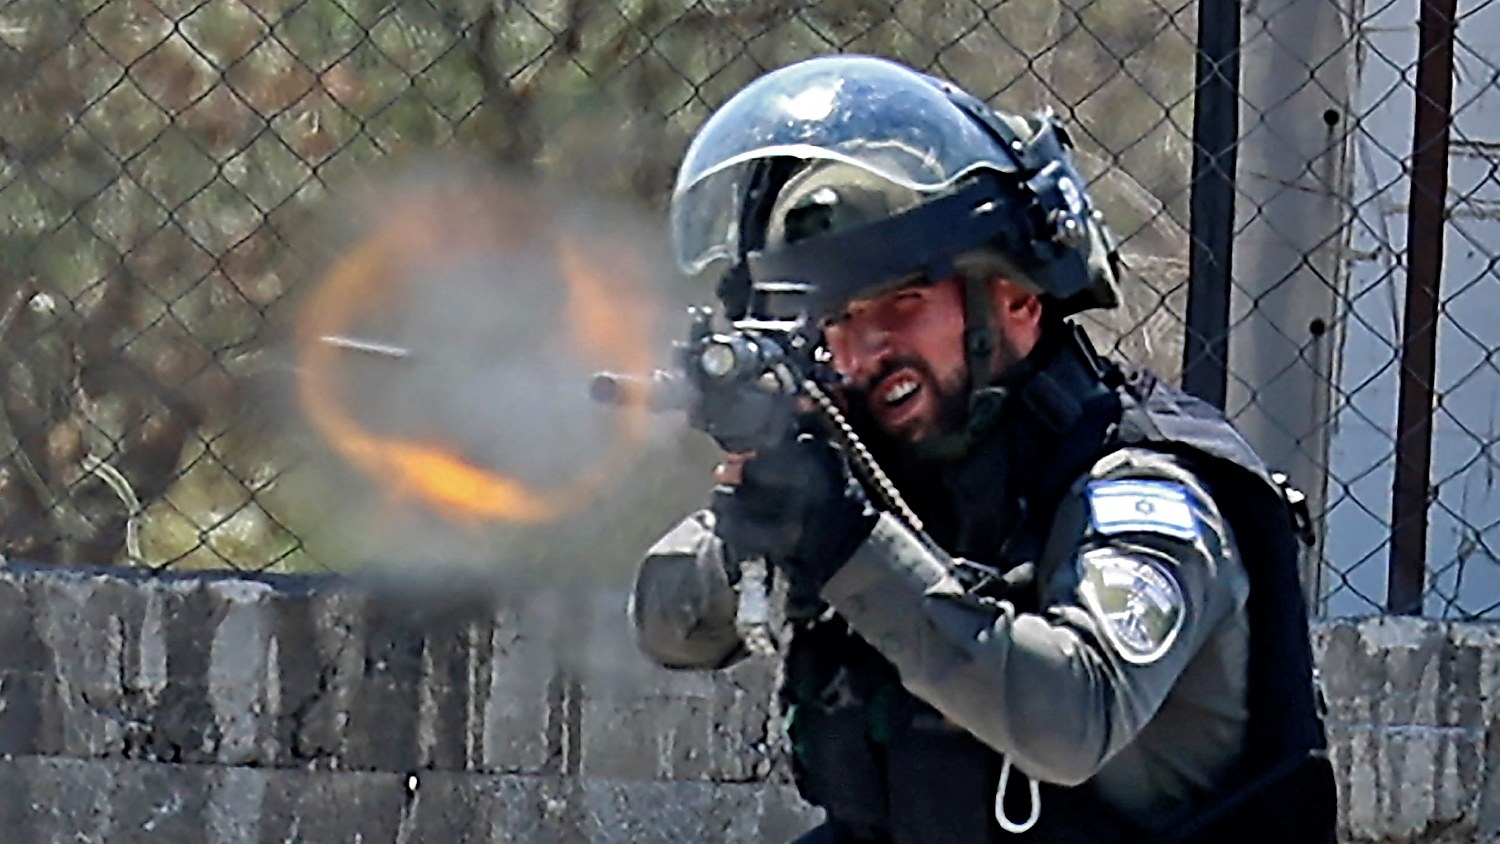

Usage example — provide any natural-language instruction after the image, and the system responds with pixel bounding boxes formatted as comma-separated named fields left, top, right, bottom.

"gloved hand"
left=690, top=376, right=800, bottom=455
left=711, top=434, right=877, bottom=589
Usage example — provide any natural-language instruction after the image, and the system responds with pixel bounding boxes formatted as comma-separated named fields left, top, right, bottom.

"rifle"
left=590, top=305, right=925, bottom=656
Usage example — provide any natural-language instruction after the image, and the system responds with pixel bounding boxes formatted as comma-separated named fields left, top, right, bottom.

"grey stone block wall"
left=1316, top=619, right=1500, bottom=844
left=0, top=562, right=1494, bottom=842
left=0, top=757, right=815, bottom=843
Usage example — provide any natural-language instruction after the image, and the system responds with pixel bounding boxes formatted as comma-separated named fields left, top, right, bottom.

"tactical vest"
left=781, top=334, right=1336, bottom=844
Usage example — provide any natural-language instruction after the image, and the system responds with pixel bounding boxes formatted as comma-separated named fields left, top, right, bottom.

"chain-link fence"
left=0, top=0, right=1494, bottom=618
left=1307, top=0, right=1499, bottom=619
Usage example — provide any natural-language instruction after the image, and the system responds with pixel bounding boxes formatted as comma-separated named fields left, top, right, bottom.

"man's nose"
left=837, top=325, right=893, bottom=384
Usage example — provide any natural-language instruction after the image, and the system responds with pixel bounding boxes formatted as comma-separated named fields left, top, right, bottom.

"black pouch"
left=880, top=695, right=1002, bottom=844
left=881, top=693, right=1141, bottom=844
left=1154, top=752, right=1337, bottom=844
left=782, top=622, right=895, bottom=832
left=788, top=702, right=891, bottom=831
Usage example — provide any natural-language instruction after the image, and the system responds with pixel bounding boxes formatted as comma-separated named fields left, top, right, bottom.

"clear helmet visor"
left=670, top=55, right=1022, bottom=276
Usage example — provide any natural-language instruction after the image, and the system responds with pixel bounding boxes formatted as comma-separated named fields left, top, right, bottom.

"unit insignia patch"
left=1077, top=548, right=1186, bottom=665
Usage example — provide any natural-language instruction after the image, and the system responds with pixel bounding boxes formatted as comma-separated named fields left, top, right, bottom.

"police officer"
left=629, top=55, right=1336, bottom=843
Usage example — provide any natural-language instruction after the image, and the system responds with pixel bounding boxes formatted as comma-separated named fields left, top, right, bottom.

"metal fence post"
left=1387, top=0, right=1458, bottom=615
left=1183, top=0, right=1241, bottom=410
left=1229, top=0, right=1359, bottom=608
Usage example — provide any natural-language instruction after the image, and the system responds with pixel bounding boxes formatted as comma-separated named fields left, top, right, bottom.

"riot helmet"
left=670, top=55, right=1121, bottom=331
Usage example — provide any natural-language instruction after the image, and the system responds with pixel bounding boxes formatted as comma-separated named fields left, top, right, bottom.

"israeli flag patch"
left=1086, top=479, right=1199, bottom=542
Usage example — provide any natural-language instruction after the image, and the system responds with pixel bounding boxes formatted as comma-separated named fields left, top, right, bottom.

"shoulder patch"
left=1077, top=548, right=1186, bottom=665
left=1086, top=479, right=1199, bottom=542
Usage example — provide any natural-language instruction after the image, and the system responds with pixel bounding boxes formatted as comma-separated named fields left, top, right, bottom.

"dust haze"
left=280, top=155, right=717, bottom=596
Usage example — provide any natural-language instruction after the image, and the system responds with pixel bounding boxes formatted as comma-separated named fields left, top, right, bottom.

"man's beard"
left=839, top=332, right=1025, bottom=466
left=842, top=354, right=970, bottom=458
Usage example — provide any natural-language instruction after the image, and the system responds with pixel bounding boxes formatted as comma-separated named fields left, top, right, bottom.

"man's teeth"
left=882, top=380, right=918, bottom=405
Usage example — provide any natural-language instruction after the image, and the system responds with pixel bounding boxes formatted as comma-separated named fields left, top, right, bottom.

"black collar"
left=949, top=326, right=1119, bottom=500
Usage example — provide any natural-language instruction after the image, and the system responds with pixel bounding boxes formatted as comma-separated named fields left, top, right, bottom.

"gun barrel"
left=589, top=371, right=691, bottom=412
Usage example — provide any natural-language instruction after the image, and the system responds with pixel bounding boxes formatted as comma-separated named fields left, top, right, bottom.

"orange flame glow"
left=294, top=176, right=656, bottom=524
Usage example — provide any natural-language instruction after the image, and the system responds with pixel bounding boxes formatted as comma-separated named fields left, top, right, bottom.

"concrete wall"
left=0, top=562, right=1495, bottom=843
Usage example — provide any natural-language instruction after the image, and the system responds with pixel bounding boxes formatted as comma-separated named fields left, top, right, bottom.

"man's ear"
left=990, top=277, right=1043, bottom=327
left=988, top=277, right=1044, bottom=358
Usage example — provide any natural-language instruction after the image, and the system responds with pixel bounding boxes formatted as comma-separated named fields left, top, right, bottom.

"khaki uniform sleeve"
left=627, top=509, right=746, bottom=669
left=819, top=448, right=1247, bottom=786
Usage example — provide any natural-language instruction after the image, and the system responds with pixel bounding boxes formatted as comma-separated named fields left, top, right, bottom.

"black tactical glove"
left=691, top=377, right=799, bottom=455
left=712, top=434, right=877, bottom=589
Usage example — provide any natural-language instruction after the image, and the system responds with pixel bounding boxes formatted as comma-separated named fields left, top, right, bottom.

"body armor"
left=782, top=330, right=1336, bottom=844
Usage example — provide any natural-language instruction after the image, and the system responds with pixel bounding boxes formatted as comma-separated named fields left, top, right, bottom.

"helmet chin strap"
left=905, top=274, right=999, bottom=465
left=962, top=274, right=998, bottom=403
